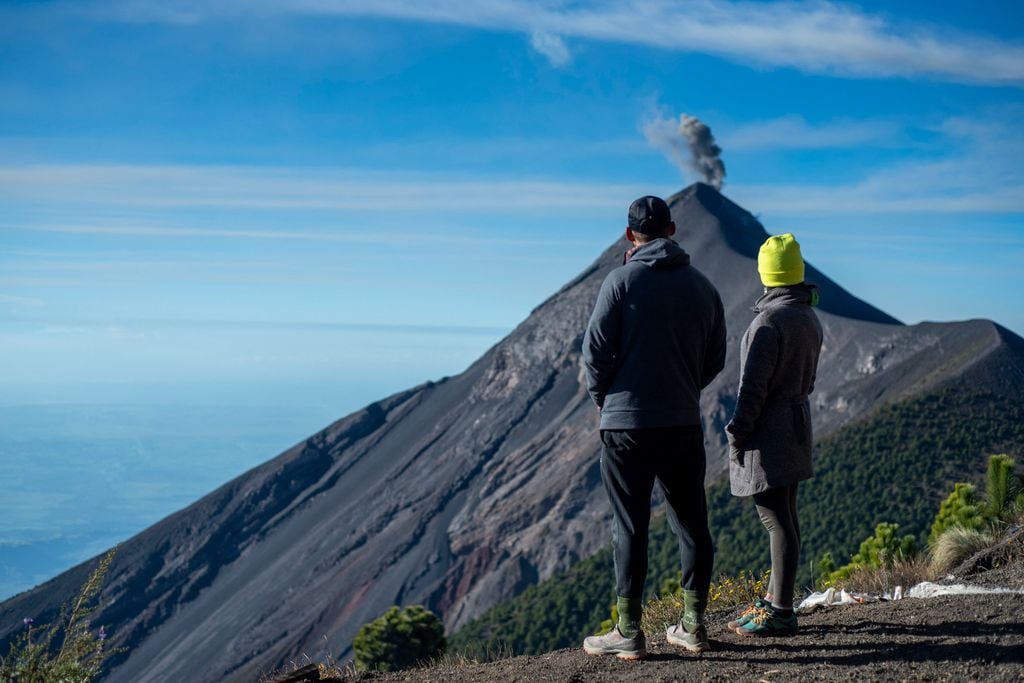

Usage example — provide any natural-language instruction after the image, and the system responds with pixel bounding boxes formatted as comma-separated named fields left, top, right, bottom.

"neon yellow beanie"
left=758, top=233, right=804, bottom=287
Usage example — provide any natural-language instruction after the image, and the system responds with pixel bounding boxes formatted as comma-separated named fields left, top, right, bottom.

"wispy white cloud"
left=0, top=164, right=645, bottom=212
left=2, top=110, right=1022, bottom=234
left=733, top=116, right=1024, bottom=214
left=6, top=315, right=510, bottom=337
left=646, top=105, right=1024, bottom=215
left=81, top=0, right=1024, bottom=86
left=730, top=181, right=1024, bottom=215
left=3, top=220, right=591, bottom=250
left=0, top=277, right=80, bottom=287
left=530, top=31, right=570, bottom=67
left=0, top=294, right=46, bottom=308
left=722, top=115, right=908, bottom=151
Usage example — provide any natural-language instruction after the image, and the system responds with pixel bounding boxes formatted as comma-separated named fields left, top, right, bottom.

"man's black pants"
left=600, top=425, right=714, bottom=599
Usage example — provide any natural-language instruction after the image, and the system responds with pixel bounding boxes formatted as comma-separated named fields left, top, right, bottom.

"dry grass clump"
left=435, top=641, right=515, bottom=665
left=929, top=526, right=997, bottom=577
left=829, top=557, right=931, bottom=595
left=640, top=592, right=685, bottom=635
left=708, top=569, right=771, bottom=610
left=641, top=570, right=769, bottom=636
left=259, top=653, right=361, bottom=682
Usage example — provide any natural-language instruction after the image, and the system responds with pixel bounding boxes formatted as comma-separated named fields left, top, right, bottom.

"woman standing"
left=726, top=233, right=823, bottom=637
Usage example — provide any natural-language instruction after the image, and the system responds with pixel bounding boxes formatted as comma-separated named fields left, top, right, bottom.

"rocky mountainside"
left=2, top=184, right=1022, bottom=683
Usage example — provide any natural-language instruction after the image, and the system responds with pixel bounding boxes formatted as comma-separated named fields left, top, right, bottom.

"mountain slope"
left=2, top=184, right=1022, bottom=682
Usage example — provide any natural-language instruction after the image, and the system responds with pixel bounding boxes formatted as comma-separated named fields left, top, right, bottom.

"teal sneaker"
left=735, top=605, right=798, bottom=637
left=583, top=626, right=646, bottom=660
left=726, top=599, right=767, bottom=630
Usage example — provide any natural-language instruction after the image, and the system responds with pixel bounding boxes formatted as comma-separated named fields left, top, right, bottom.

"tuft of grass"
left=641, top=570, right=769, bottom=637
left=260, top=653, right=363, bottom=682
left=929, top=526, right=997, bottom=577
left=0, top=549, right=123, bottom=683
left=315, top=655, right=361, bottom=681
left=446, top=640, right=515, bottom=664
left=826, top=557, right=931, bottom=595
left=707, top=569, right=771, bottom=611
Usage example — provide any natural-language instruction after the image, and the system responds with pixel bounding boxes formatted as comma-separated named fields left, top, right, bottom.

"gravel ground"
left=277, top=535, right=1024, bottom=683
left=356, top=592, right=1024, bottom=682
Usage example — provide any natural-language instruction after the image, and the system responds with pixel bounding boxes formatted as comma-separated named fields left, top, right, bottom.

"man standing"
left=581, top=195, right=726, bottom=659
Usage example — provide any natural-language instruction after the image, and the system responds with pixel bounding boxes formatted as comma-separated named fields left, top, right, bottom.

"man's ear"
left=625, top=227, right=635, bottom=243
left=666, top=222, right=677, bottom=237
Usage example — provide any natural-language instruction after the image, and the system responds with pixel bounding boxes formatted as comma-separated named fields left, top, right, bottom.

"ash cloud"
left=644, top=113, right=726, bottom=190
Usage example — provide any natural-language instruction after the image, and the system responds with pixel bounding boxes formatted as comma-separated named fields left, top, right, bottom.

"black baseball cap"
left=628, top=195, right=672, bottom=235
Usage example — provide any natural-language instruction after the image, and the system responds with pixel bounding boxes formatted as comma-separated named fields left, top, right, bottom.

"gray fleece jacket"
left=727, top=284, right=823, bottom=496
left=582, top=238, right=726, bottom=430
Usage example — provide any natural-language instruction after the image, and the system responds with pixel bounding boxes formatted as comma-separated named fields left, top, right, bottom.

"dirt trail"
left=365, top=592, right=1024, bottom=682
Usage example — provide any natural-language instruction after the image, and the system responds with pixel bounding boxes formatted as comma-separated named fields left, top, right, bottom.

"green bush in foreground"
left=353, top=605, right=445, bottom=672
left=984, top=454, right=1021, bottom=521
left=929, top=483, right=984, bottom=545
left=823, top=522, right=917, bottom=587
left=930, top=454, right=1023, bottom=546
left=0, top=549, right=121, bottom=683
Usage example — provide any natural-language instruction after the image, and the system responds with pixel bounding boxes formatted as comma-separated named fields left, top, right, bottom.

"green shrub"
left=929, top=482, right=984, bottom=545
left=815, top=552, right=835, bottom=589
left=353, top=605, right=445, bottom=672
left=0, top=549, right=121, bottom=683
left=849, top=522, right=918, bottom=567
left=984, top=454, right=1020, bottom=521
left=928, top=454, right=1022, bottom=547
left=825, top=523, right=917, bottom=586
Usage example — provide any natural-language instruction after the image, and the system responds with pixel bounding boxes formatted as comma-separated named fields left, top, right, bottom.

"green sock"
left=682, top=590, right=708, bottom=633
left=616, top=596, right=643, bottom=638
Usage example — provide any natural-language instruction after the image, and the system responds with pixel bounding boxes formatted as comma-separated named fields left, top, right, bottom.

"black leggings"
left=752, top=483, right=800, bottom=609
left=600, top=426, right=714, bottom=599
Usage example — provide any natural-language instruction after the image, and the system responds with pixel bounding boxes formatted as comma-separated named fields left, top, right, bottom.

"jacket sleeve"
left=726, top=322, right=779, bottom=447
left=582, top=275, right=622, bottom=409
left=700, top=290, right=726, bottom=390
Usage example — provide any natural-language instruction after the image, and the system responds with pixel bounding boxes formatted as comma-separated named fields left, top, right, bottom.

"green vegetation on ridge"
left=449, top=387, right=1024, bottom=657
left=353, top=605, right=446, bottom=672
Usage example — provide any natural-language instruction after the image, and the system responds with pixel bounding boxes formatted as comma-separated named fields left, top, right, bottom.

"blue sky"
left=1, top=0, right=1023, bottom=601
left=2, top=0, right=1023, bottom=406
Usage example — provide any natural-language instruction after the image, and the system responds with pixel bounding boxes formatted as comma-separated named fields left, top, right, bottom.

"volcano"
left=3, top=184, right=1022, bottom=682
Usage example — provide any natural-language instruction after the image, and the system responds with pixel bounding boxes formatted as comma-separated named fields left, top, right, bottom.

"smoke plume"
left=644, top=113, right=726, bottom=190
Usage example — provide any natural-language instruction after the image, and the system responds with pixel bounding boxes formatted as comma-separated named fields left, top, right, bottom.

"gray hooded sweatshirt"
left=727, top=284, right=823, bottom=496
left=582, top=238, right=726, bottom=430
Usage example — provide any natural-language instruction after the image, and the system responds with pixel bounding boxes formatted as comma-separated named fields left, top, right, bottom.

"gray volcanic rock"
left=2, top=184, right=1022, bottom=682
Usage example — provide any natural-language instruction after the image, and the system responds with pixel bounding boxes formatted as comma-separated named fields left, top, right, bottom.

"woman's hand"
left=727, top=429, right=745, bottom=466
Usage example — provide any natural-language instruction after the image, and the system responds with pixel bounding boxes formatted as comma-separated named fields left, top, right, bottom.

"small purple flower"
left=23, top=617, right=33, bottom=628
left=98, top=626, right=107, bottom=642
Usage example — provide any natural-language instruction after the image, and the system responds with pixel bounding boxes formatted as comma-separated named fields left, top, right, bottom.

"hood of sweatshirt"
left=624, top=237, right=691, bottom=268
left=753, top=282, right=820, bottom=312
